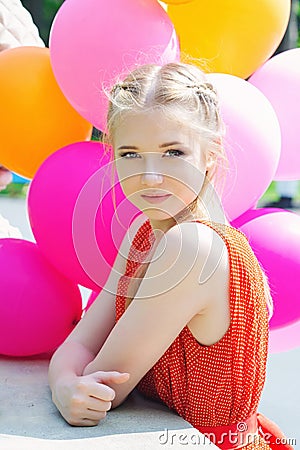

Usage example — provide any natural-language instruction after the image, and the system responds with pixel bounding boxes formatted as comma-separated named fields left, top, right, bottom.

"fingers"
left=93, top=371, right=130, bottom=385
left=54, top=371, right=131, bottom=427
left=78, top=378, right=115, bottom=402
left=87, top=396, right=112, bottom=412
left=80, top=418, right=102, bottom=427
left=86, top=371, right=130, bottom=402
left=67, top=395, right=109, bottom=426
left=69, top=410, right=107, bottom=427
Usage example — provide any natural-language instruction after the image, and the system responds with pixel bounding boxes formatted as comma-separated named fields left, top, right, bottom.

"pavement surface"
left=0, top=356, right=218, bottom=450
left=0, top=197, right=299, bottom=449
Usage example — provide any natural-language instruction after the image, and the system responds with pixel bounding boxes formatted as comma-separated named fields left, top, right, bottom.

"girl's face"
left=113, top=110, right=210, bottom=229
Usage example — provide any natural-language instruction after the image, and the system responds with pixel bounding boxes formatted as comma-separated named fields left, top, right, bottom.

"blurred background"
left=2, top=0, right=300, bottom=207
left=0, top=1, right=299, bottom=445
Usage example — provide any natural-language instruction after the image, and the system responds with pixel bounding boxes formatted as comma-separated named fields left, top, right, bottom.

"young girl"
left=49, top=62, right=293, bottom=449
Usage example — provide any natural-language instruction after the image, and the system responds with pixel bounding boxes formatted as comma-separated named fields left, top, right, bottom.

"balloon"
left=167, top=0, right=290, bottom=79
left=230, top=208, right=281, bottom=230
left=0, top=238, right=82, bottom=356
left=162, top=0, right=193, bottom=4
left=269, top=320, right=300, bottom=353
left=28, top=141, right=143, bottom=290
left=233, top=209, right=300, bottom=330
left=0, top=47, right=92, bottom=179
left=158, top=1, right=168, bottom=12
left=207, top=73, right=281, bottom=222
left=249, top=48, right=300, bottom=180
left=49, top=0, right=179, bottom=131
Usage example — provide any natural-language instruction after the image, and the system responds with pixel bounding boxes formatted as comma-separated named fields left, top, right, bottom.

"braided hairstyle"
left=103, top=63, right=228, bottom=217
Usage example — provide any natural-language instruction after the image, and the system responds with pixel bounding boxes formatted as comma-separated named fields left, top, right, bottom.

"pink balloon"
left=49, top=0, right=179, bottom=131
left=0, top=239, right=82, bottom=356
left=269, top=319, right=300, bottom=353
left=249, top=48, right=300, bottom=180
left=234, top=209, right=300, bottom=330
left=207, top=73, right=281, bottom=222
left=28, top=141, right=143, bottom=290
left=231, top=207, right=282, bottom=229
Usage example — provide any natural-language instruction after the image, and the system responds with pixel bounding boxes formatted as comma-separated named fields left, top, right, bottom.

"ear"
left=206, top=150, right=215, bottom=172
left=206, top=137, right=222, bottom=172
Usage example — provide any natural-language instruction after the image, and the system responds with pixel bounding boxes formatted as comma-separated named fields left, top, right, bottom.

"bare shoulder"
left=174, top=222, right=232, bottom=343
left=139, top=220, right=229, bottom=309
left=164, top=221, right=229, bottom=283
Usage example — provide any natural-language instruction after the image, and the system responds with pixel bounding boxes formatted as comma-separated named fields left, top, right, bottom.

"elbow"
left=82, top=358, right=101, bottom=376
left=111, top=394, right=128, bottom=410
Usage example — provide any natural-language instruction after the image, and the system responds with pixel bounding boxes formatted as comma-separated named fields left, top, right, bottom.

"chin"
left=144, top=209, right=173, bottom=220
left=145, top=206, right=190, bottom=222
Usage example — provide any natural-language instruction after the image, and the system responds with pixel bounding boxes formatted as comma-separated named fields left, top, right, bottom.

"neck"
left=149, top=216, right=177, bottom=235
left=148, top=203, right=200, bottom=236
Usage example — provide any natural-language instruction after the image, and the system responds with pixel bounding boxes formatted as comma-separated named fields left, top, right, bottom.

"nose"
left=141, top=171, right=163, bottom=186
left=141, top=157, right=163, bottom=186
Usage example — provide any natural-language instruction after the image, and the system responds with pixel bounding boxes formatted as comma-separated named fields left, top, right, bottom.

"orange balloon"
left=0, top=47, right=92, bottom=178
left=167, top=0, right=291, bottom=79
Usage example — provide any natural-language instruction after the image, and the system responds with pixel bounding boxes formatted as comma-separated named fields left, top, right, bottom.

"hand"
left=52, top=371, right=130, bottom=426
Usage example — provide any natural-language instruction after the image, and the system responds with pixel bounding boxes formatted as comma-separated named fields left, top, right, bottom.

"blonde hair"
left=101, top=61, right=273, bottom=319
left=102, top=62, right=228, bottom=222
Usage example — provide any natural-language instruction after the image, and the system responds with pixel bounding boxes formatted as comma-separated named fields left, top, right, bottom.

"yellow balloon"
left=167, top=0, right=291, bottom=78
left=162, top=0, right=194, bottom=4
left=0, top=47, right=93, bottom=179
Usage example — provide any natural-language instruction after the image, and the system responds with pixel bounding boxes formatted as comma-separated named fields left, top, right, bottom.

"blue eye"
left=119, top=151, right=140, bottom=158
left=164, top=150, right=185, bottom=157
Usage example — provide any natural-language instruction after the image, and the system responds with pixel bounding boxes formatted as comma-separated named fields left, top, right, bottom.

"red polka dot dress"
left=115, top=218, right=292, bottom=450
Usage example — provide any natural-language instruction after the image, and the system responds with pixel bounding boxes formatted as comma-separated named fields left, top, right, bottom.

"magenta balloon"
left=235, top=209, right=300, bottom=352
left=49, top=0, right=179, bottom=130
left=207, top=73, right=281, bottom=222
left=269, top=319, right=300, bottom=353
left=249, top=48, right=300, bottom=180
left=236, top=209, right=300, bottom=330
left=231, top=207, right=282, bottom=229
left=0, top=239, right=82, bottom=356
left=28, top=141, right=142, bottom=290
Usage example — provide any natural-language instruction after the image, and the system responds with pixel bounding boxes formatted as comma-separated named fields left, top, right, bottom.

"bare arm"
left=48, top=282, right=130, bottom=426
left=48, top=217, right=147, bottom=425
left=49, top=221, right=227, bottom=424
left=84, top=222, right=227, bottom=408
left=48, top=287, right=117, bottom=387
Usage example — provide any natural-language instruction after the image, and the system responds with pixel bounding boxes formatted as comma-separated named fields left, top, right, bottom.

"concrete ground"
left=0, top=356, right=218, bottom=450
left=0, top=197, right=299, bottom=448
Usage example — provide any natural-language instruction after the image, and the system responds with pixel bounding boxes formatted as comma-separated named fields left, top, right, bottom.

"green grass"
left=259, top=181, right=300, bottom=205
left=0, top=183, right=29, bottom=199
left=258, top=181, right=279, bottom=204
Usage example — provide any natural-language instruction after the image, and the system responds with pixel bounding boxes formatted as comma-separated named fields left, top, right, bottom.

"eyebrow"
left=117, top=145, right=138, bottom=151
left=116, top=142, right=184, bottom=151
left=159, top=141, right=183, bottom=148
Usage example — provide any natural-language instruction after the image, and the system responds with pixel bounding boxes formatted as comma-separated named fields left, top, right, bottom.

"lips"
left=141, top=194, right=171, bottom=204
